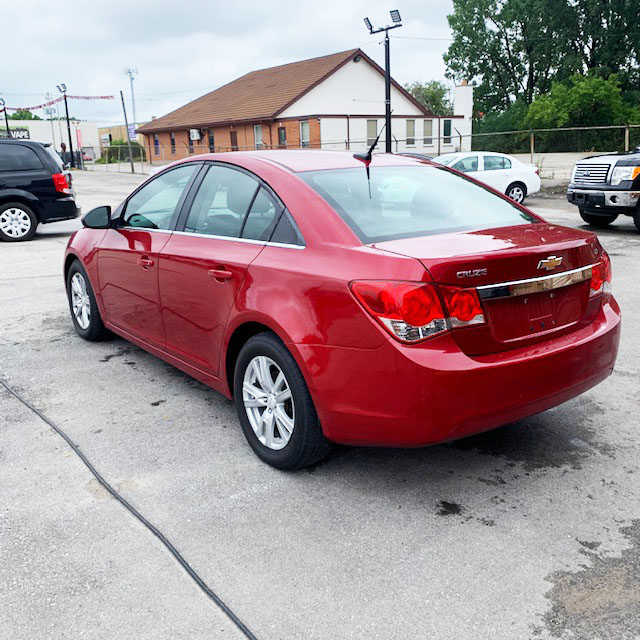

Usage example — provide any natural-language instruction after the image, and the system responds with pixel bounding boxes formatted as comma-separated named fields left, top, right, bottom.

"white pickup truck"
left=567, top=149, right=640, bottom=231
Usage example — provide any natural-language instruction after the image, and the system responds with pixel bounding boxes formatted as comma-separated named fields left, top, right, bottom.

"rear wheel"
left=579, top=209, right=618, bottom=228
left=0, top=202, right=38, bottom=242
left=634, top=207, right=640, bottom=232
left=506, top=182, right=527, bottom=204
left=66, top=260, right=109, bottom=341
left=234, top=332, right=331, bottom=469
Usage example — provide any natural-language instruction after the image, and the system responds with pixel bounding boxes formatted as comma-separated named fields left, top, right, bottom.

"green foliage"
left=99, top=140, right=146, bottom=164
left=8, top=110, right=41, bottom=120
left=445, top=0, right=640, bottom=114
left=404, top=81, right=453, bottom=115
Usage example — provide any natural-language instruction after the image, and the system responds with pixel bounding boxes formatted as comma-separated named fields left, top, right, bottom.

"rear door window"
left=0, top=144, right=44, bottom=171
left=183, top=165, right=259, bottom=238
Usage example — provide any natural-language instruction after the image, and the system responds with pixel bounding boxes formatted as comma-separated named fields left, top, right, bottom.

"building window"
left=153, top=134, right=159, bottom=156
left=366, top=119, right=377, bottom=147
left=300, top=120, right=310, bottom=148
left=443, top=119, right=452, bottom=145
left=230, top=130, right=238, bottom=151
left=423, top=120, right=433, bottom=146
left=406, top=120, right=415, bottom=146
left=278, top=127, right=287, bottom=148
left=208, top=130, right=215, bottom=152
left=170, top=132, right=176, bottom=155
left=254, top=124, right=264, bottom=150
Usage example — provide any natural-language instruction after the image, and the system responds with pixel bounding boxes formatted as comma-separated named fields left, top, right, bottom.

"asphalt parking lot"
left=1, top=170, right=639, bottom=640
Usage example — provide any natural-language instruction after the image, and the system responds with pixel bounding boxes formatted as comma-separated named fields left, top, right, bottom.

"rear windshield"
left=45, top=146, right=64, bottom=172
left=299, top=165, right=535, bottom=243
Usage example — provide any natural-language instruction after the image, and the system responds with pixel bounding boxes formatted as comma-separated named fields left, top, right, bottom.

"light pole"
left=0, top=98, right=10, bottom=137
left=363, top=10, right=403, bottom=153
left=125, top=67, right=138, bottom=130
left=56, top=83, right=75, bottom=167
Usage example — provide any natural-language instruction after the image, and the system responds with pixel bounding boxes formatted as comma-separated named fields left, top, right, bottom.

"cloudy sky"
left=3, top=0, right=455, bottom=126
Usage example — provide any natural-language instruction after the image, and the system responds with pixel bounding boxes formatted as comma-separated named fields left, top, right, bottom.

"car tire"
left=506, top=182, right=527, bottom=204
left=633, top=207, right=640, bottom=233
left=579, top=209, right=618, bottom=228
left=0, top=202, right=38, bottom=242
left=66, top=260, right=109, bottom=341
left=234, top=332, right=332, bottom=470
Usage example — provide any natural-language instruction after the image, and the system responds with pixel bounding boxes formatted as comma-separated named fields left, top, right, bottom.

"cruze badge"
left=537, top=255, right=563, bottom=271
left=457, top=268, right=488, bottom=279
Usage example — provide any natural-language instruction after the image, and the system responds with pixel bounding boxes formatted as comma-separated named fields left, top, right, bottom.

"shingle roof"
left=138, top=49, right=430, bottom=134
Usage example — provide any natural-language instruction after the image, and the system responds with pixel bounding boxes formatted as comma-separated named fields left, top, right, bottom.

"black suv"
left=0, top=139, right=78, bottom=242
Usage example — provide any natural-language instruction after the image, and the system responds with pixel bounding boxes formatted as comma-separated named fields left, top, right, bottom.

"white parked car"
left=432, top=152, right=541, bottom=203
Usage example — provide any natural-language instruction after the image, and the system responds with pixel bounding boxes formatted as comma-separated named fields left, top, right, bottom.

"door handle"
left=137, top=256, right=154, bottom=269
left=208, top=268, right=233, bottom=281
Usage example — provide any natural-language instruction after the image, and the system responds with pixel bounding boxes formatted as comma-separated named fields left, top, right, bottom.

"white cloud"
left=3, top=0, right=454, bottom=126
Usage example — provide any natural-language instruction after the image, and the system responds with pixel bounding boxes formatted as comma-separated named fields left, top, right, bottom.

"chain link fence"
left=80, top=125, right=640, bottom=182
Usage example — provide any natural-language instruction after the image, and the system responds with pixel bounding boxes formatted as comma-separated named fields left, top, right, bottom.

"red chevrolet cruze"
left=64, top=151, right=620, bottom=469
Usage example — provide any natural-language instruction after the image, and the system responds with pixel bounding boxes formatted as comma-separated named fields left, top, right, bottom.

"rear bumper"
left=295, top=299, right=621, bottom=446
left=567, top=188, right=640, bottom=209
left=39, top=197, right=79, bottom=224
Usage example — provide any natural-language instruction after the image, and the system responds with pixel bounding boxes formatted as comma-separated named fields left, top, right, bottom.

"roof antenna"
left=353, top=120, right=388, bottom=198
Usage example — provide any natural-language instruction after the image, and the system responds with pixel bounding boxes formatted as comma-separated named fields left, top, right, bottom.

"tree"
left=8, top=109, right=41, bottom=120
left=526, top=74, right=629, bottom=128
left=404, top=81, right=453, bottom=115
left=444, top=0, right=639, bottom=113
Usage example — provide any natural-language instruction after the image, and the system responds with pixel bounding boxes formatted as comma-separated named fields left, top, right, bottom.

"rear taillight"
left=590, top=252, right=612, bottom=299
left=52, top=173, right=70, bottom=194
left=439, top=286, right=485, bottom=327
left=350, top=281, right=485, bottom=343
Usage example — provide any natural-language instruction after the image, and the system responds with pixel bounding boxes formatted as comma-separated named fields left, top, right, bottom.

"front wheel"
left=0, top=202, right=38, bottom=242
left=579, top=209, right=618, bottom=228
left=66, top=260, right=109, bottom=341
left=506, top=182, right=527, bottom=204
left=234, top=333, right=331, bottom=469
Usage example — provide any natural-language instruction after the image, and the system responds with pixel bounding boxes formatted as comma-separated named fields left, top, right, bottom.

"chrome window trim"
left=173, top=229, right=306, bottom=249
left=477, top=264, right=593, bottom=300
left=120, top=226, right=173, bottom=234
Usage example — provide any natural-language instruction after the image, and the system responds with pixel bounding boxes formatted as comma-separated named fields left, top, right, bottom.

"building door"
left=278, top=127, right=287, bottom=148
left=230, top=130, right=238, bottom=151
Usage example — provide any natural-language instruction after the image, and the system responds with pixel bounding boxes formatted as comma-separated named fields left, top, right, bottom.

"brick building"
left=138, top=48, right=473, bottom=162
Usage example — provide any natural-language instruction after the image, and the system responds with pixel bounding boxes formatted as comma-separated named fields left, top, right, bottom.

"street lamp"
left=363, top=10, right=403, bottom=153
left=57, top=83, right=75, bottom=167
left=0, top=98, right=10, bottom=137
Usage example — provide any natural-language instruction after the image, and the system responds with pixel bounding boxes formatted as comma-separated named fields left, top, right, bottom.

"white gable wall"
left=278, top=57, right=424, bottom=118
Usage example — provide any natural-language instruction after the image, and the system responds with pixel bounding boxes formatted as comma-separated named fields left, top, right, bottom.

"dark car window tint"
left=300, top=165, right=535, bottom=243
left=123, top=165, right=197, bottom=230
left=451, top=156, right=478, bottom=173
left=0, top=145, right=44, bottom=171
left=270, top=212, right=304, bottom=246
left=242, top=187, right=279, bottom=240
left=184, top=166, right=259, bottom=238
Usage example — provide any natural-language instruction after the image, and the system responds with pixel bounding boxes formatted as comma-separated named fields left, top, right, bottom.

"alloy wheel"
left=70, top=272, right=91, bottom=330
left=242, top=355, right=295, bottom=450
left=508, top=185, right=525, bottom=203
left=0, top=207, right=32, bottom=239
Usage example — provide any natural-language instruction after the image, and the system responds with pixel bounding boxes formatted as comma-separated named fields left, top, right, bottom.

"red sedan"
left=64, top=151, right=620, bottom=469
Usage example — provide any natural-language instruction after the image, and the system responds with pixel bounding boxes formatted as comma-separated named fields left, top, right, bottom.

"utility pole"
left=0, top=98, right=10, bottom=137
left=120, top=90, right=135, bottom=174
left=125, top=67, right=138, bottom=129
left=45, top=92, right=56, bottom=147
left=363, top=10, right=403, bottom=153
left=56, top=84, right=75, bottom=167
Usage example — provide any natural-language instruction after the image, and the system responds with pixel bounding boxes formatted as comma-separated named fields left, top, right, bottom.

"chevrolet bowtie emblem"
left=537, top=255, right=563, bottom=271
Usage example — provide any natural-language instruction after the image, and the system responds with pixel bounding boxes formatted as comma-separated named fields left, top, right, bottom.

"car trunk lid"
left=373, top=223, right=602, bottom=355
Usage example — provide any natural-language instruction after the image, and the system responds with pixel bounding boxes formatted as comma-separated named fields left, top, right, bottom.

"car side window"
left=184, top=166, right=259, bottom=238
left=270, top=211, right=304, bottom=246
left=452, top=156, right=478, bottom=173
left=242, top=187, right=280, bottom=241
left=484, top=155, right=507, bottom=171
left=123, top=165, right=197, bottom=230
left=0, top=145, right=44, bottom=171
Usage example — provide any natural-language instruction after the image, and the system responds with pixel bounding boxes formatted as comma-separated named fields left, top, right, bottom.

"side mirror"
left=64, top=162, right=71, bottom=170
left=82, top=205, right=112, bottom=229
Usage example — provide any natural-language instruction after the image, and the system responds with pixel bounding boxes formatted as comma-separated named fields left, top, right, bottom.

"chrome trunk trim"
left=477, top=264, right=593, bottom=300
